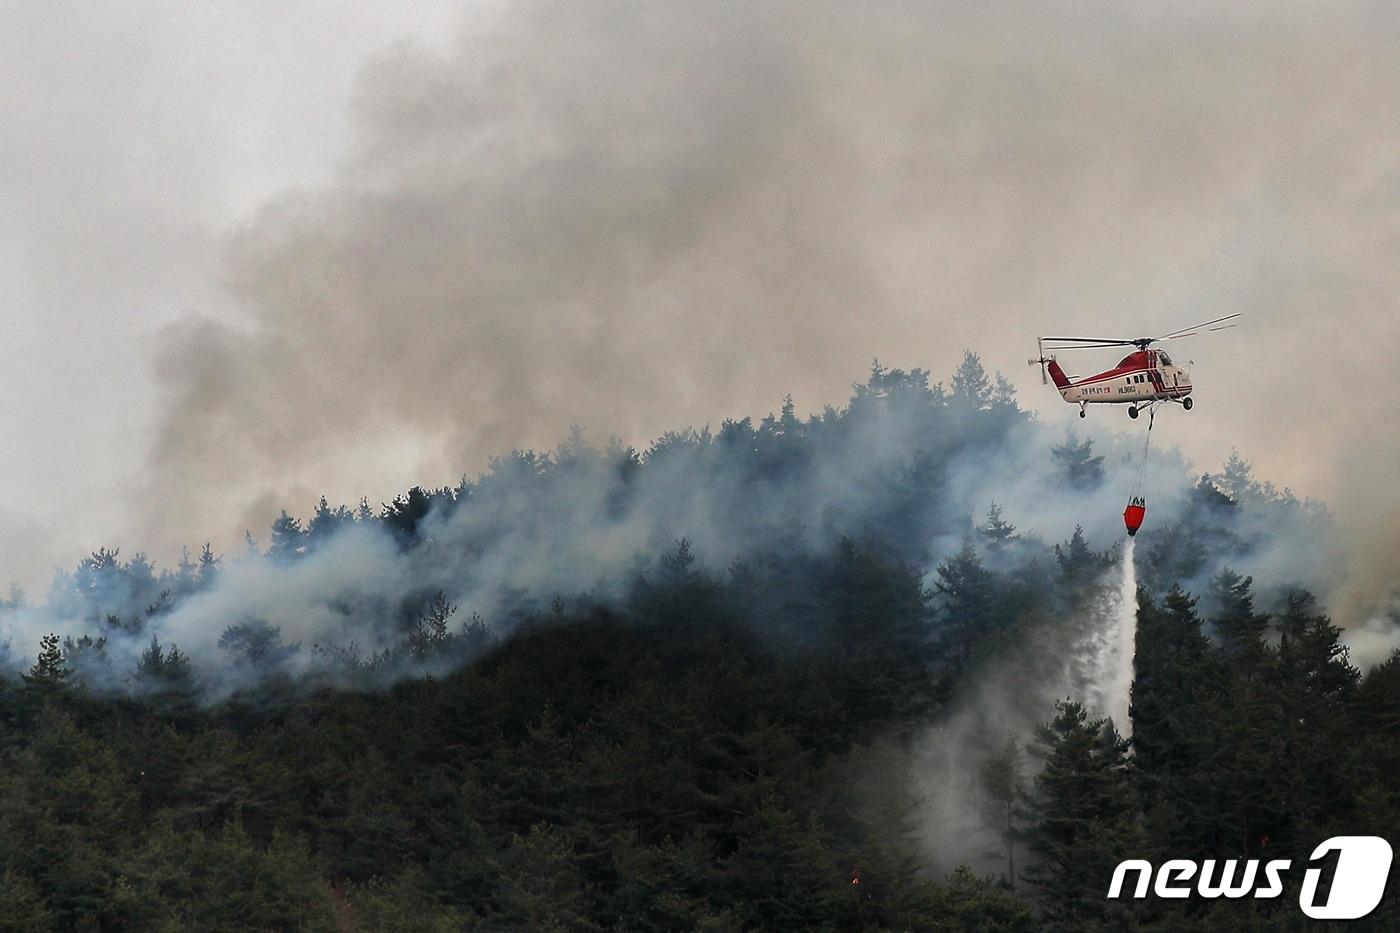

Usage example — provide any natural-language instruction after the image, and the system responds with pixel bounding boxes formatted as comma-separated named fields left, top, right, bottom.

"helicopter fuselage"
left=1048, top=349, right=1192, bottom=411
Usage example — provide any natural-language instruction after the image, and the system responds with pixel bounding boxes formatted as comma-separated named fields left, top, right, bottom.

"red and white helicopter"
left=1029, top=314, right=1240, bottom=419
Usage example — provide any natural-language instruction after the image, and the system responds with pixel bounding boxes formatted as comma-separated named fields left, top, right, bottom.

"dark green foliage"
left=934, top=537, right=998, bottom=665
left=1125, top=583, right=1382, bottom=928
left=901, top=868, right=1039, bottom=931
left=405, top=592, right=457, bottom=660
left=979, top=502, right=1017, bottom=555
left=307, top=496, right=355, bottom=549
left=1205, top=568, right=1269, bottom=680
left=1050, top=432, right=1104, bottom=491
left=217, top=619, right=299, bottom=671
left=7, top=555, right=1374, bottom=928
left=1023, top=700, right=1138, bottom=930
left=1129, top=586, right=1216, bottom=833
left=267, top=510, right=306, bottom=562
left=0, top=538, right=1022, bottom=929
left=0, top=359, right=1384, bottom=929
left=135, top=636, right=197, bottom=715
left=951, top=351, right=994, bottom=408
left=1140, top=477, right=1241, bottom=594
left=381, top=485, right=453, bottom=546
left=1053, top=525, right=1112, bottom=587
left=21, top=633, right=69, bottom=709
left=1358, top=649, right=1400, bottom=778
left=196, top=543, right=220, bottom=589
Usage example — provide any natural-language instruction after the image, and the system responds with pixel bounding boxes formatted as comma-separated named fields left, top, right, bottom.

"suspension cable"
left=1131, top=403, right=1156, bottom=499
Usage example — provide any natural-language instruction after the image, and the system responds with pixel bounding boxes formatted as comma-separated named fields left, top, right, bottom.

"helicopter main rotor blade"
left=1041, top=340, right=1136, bottom=350
left=1150, top=313, right=1241, bottom=342
left=1040, top=336, right=1136, bottom=346
left=1163, top=323, right=1241, bottom=340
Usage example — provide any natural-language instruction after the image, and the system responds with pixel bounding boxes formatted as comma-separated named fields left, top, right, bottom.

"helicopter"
left=1028, top=313, right=1240, bottom=419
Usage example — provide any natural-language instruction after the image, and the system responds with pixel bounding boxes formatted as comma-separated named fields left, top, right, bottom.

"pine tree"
left=407, top=593, right=457, bottom=660
left=1357, top=648, right=1400, bottom=779
left=1054, top=526, right=1110, bottom=586
left=1024, top=700, right=1137, bottom=928
left=197, top=543, right=221, bottom=589
left=175, top=546, right=198, bottom=594
left=661, top=538, right=699, bottom=587
left=1210, top=450, right=1257, bottom=503
left=825, top=539, right=936, bottom=725
left=62, top=634, right=112, bottom=692
left=951, top=351, right=994, bottom=408
left=979, top=503, right=1017, bottom=554
left=991, top=372, right=1018, bottom=408
left=1050, top=433, right=1105, bottom=491
left=162, top=644, right=194, bottom=691
left=1207, top=569, right=1269, bottom=681
left=381, top=487, right=437, bottom=544
left=933, top=537, right=998, bottom=664
left=133, top=634, right=194, bottom=701
left=356, top=497, right=375, bottom=522
left=1130, top=588, right=1216, bottom=799
left=218, top=620, right=298, bottom=671
left=461, top=613, right=497, bottom=660
left=307, top=497, right=354, bottom=548
left=979, top=735, right=1029, bottom=891
left=268, top=511, right=306, bottom=562
left=1276, top=589, right=1359, bottom=705
left=144, top=588, right=173, bottom=620
left=21, top=633, right=69, bottom=704
left=1266, top=589, right=1361, bottom=850
left=136, top=634, right=165, bottom=681
left=487, top=824, right=595, bottom=931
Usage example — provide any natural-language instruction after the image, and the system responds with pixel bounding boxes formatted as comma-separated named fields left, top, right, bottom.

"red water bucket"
left=1123, top=502, right=1146, bottom=536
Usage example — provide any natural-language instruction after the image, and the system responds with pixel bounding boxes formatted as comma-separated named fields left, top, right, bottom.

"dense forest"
left=0, top=355, right=1392, bottom=930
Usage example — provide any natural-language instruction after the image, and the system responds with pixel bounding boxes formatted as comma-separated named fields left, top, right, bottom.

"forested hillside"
left=0, top=356, right=1390, bottom=930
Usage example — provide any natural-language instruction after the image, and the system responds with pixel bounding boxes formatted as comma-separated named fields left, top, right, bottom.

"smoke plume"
left=120, top=2, right=1400, bottom=634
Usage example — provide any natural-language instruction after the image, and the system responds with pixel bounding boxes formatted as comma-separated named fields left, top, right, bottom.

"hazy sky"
left=0, top=1, right=459, bottom=587
left=3, top=1, right=1397, bottom=618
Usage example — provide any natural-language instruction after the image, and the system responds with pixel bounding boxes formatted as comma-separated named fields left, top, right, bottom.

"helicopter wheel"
left=1078, top=409, right=1086, bottom=419
left=1128, top=406, right=1138, bottom=420
left=1182, top=396, right=1193, bottom=411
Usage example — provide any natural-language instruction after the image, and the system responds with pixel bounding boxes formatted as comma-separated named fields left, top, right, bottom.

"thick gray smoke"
left=4, top=362, right=1334, bottom=701
left=126, top=1, right=1400, bottom=635
left=3, top=0, right=1395, bottom=896
left=0, top=362, right=1343, bottom=883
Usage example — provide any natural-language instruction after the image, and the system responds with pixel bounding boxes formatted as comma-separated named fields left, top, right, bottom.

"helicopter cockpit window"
left=1159, top=352, right=1172, bottom=365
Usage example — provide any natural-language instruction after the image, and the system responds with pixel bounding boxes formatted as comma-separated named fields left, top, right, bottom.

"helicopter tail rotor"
left=1027, top=339, right=1049, bottom=384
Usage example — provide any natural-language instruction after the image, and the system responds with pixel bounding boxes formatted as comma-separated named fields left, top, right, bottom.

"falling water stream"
left=914, top=536, right=1140, bottom=875
left=1083, top=536, right=1138, bottom=735
left=1106, top=536, right=1137, bottom=735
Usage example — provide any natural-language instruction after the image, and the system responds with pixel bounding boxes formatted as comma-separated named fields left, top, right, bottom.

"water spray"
left=1106, top=537, right=1138, bottom=735
left=1079, top=537, right=1138, bottom=736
